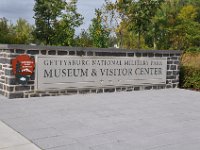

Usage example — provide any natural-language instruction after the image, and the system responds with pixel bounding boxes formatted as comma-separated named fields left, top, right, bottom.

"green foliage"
left=180, top=52, right=200, bottom=90
left=14, top=18, right=34, bottom=44
left=186, top=47, right=200, bottom=52
left=53, top=0, right=83, bottom=46
left=33, top=0, right=83, bottom=46
left=33, top=0, right=66, bottom=45
left=75, top=29, right=92, bottom=47
left=89, top=9, right=110, bottom=48
left=180, top=66, right=200, bottom=90
left=0, top=17, right=33, bottom=44
left=0, top=0, right=200, bottom=49
left=103, top=0, right=200, bottom=50
left=0, top=18, right=13, bottom=43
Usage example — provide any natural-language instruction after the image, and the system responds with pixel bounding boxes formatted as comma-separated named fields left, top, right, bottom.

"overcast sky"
left=0, top=0, right=112, bottom=34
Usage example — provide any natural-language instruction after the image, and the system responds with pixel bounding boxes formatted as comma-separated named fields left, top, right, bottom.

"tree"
left=103, top=0, right=164, bottom=49
left=0, top=18, right=13, bottom=43
left=127, top=0, right=164, bottom=49
left=89, top=9, right=110, bottom=48
left=54, top=0, right=83, bottom=46
left=33, top=0, right=65, bottom=45
left=75, top=29, right=92, bottom=47
left=174, top=4, right=200, bottom=49
left=14, top=18, right=34, bottom=44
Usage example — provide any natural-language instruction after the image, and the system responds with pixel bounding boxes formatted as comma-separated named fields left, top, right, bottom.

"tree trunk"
left=153, top=37, right=157, bottom=49
left=138, top=31, right=141, bottom=49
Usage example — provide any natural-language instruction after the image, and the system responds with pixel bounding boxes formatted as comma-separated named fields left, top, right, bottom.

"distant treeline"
left=0, top=0, right=199, bottom=51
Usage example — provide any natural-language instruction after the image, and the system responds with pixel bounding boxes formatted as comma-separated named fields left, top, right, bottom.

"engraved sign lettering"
left=35, top=56, right=167, bottom=90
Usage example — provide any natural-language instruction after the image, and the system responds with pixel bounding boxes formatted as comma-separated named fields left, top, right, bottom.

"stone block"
left=172, top=79, right=179, bottom=83
left=104, top=88, right=115, bottom=93
left=7, top=86, right=14, bottom=92
left=27, top=50, right=39, bottom=55
left=48, top=50, right=57, bottom=55
left=96, top=89, right=103, bottom=93
left=167, top=71, right=173, bottom=76
left=158, top=85, right=165, bottom=89
left=136, top=53, right=142, bottom=57
left=15, top=86, right=31, bottom=91
left=134, top=87, right=140, bottom=91
left=167, top=65, right=170, bottom=70
left=60, top=90, right=66, bottom=94
left=0, top=90, right=4, bottom=96
left=79, top=89, right=90, bottom=94
left=173, top=61, right=180, bottom=64
left=167, top=61, right=173, bottom=65
left=128, top=53, right=134, bottom=57
left=0, top=64, right=2, bottom=70
left=126, top=87, right=133, bottom=91
left=87, top=51, right=93, bottom=56
left=153, top=86, right=158, bottom=89
left=77, top=51, right=85, bottom=56
left=49, top=91, right=59, bottom=94
left=91, top=89, right=97, bottom=93
left=147, top=53, right=154, bottom=57
left=166, top=80, right=171, bottom=84
left=57, top=51, right=68, bottom=55
left=6, top=49, right=15, bottom=53
left=116, top=87, right=121, bottom=92
left=163, top=54, right=169, bottom=57
left=28, top=80, right=34, bottom=85
left=16, top=49, right=25, bottom=54
left=155, top=53, right=162, bottom=57
left=41, top=93, right=51, bottom=97
left=173, top=84, right=178, bottom=88
left=31, top=86, right=35, bottom=90
left=167, top=75, right=176, bottom=80
left=171, top=56, right=178, bottom=60
left=121, top=87, right=127, bottom=91
left=95, top=52, right=126, bottom=57
left=41, top=50, right=47, bottom=55
left=145, top=86, right=152, bottom=90
left=0, top=83, right=3, bottom=89
left=69, top=51, right=75, bottom=55
left=173, top=71, right=179, bottom=75
left=170, top=65, right=176, bottom=70
left=0, top=58, right=11, bottom=64
left=142, top=53, right=148, bottom=57
left=8, top=92, right=24, bottom=99
left=166, top=85, right=172, bottom=88
left=30, top=74, right=35, bottom=80
left=30, top=93, right=40, bottom=97
left=5, top=69, right=13, bottom=76
left=67, top=89, right=78, bottom=94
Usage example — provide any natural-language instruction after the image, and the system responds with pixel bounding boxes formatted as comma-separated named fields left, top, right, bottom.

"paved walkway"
left=0, top=121, right=41, bottom=150
left=0, top=89, right=200, bottom=150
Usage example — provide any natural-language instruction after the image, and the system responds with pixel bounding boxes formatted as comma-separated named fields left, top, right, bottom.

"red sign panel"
left=12, top=54, right=35, bottom=76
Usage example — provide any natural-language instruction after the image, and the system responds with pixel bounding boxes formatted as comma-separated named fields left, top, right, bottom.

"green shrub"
left=186, top=47, right=200, bottom=53
left=180, top=66, right=200, bottom=90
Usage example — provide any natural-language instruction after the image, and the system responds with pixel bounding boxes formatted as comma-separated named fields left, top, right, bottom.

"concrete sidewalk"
left=0, top=89, right=200, bottom=150
left=0, top=121, right=41, bottom=150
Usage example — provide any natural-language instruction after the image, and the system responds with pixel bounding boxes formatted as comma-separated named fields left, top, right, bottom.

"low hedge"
left=180, top=66, right=200, bottom=90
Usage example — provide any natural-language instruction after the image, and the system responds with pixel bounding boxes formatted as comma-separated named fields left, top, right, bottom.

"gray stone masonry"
left=0, top=44, right=182, bottom=99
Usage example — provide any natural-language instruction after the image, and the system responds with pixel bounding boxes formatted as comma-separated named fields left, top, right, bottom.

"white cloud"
left=0, top=0, right=35, bottom=24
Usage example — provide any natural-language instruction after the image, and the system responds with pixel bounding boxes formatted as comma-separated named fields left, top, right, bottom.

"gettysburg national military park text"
left=36, top=56, right=167, bottom=90
left=43, top=59, right=163, bottom=78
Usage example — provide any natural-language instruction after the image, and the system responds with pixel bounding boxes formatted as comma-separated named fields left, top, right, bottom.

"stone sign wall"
left=0, top=44, right=182, bottom=99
